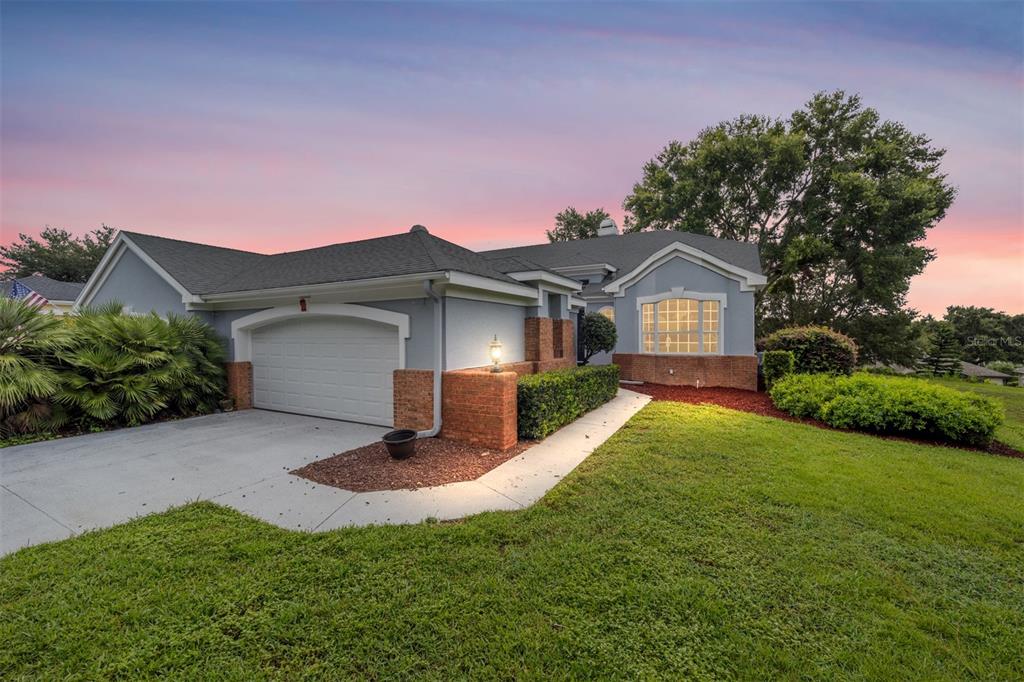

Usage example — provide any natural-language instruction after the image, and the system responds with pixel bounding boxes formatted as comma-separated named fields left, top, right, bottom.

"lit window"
left=598, top=306, right=615, bottom=322
left=640, top=298, right=721, bottom=355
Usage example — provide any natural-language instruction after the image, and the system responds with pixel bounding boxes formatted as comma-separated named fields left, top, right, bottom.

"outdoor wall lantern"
left=489, top=335, right=503, bottom=372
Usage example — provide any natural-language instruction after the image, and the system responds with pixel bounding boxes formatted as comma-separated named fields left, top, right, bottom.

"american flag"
left=8, top=280, right=49, bottom=308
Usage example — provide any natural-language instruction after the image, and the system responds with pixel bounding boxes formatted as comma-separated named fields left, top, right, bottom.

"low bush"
left=518, top=364, right=619, bottom=439
left=769, top=372, right=1003, bottom=446
left=762, top=326, right=858, bottom=375
left=762, top=350, right=795, bottom=388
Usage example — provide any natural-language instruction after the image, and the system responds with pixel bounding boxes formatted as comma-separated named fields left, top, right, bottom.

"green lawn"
left=925, top=376, right=1024, bottom=450
left=2, top=402, right=1023, bottom=679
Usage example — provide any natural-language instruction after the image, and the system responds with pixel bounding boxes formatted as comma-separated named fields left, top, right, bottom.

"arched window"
left=598, top=306, right=615, bottom=322
left=640, top=298, right=720, bottom=354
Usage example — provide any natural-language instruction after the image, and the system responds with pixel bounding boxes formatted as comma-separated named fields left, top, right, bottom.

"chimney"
left=597, top=218, right=618, bottom=237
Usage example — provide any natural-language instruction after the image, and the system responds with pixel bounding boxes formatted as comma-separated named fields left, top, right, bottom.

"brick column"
left=441, top=370, right=518, bottom=450
left=393, top=369, right=435, bottom=431
left=559, top=319, right=576, bottom=364
left=225, top=361, right=253, bottom=410
left=524, top=317, right=554, bottom=362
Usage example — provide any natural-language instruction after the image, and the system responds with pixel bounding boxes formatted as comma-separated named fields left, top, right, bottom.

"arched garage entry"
left=231, top=304, right=410, bottom=426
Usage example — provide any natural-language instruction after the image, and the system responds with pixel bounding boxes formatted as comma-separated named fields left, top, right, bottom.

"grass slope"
left=926, top=377, right=1024, bottom=450
left=2, top=403, right=1023, bottom=680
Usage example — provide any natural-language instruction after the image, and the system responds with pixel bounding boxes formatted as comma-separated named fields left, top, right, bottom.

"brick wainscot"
left=393, top=317, right=578, bottom=450
left=613, top=353, right=757, bottom=391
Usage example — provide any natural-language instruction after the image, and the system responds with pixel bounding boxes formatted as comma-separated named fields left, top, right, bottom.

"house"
left=960, top=361, right=1013, bottom=385
left=3, top=274, right=85, bottom=315
left=76, top=222, right=764, bottom=440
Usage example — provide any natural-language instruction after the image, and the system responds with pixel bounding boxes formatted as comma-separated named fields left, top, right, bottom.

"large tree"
left=1, top=225, right=116, bottom=283
left=547, top=207, right=611, bottom=242
left=944, top=306, right=1024, bottom=365
left=622, top=92, right=955, bottom=359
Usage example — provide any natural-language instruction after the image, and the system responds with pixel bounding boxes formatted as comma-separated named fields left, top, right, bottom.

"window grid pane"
left=645, top=298, right=720, bottom=355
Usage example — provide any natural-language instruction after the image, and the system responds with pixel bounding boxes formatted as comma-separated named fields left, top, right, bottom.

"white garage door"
left=251, top=316, right=399, bottom=426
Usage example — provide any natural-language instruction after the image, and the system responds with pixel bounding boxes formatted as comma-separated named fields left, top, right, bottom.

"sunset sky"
left=2, top=1, right=1021, bottom=315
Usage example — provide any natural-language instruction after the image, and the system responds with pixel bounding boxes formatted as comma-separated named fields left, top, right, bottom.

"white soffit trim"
left=636, top=287, right=728, bottom=309
left=506, top=270, right=583, bottom=291
left=75, top=234, right=199, bottom=308
left=603, top=242, right=767, bottom=296
left=568, top=296, right=587, bottom=309
left=201, top=271, right=447, bottom=303
left=446, top=271, right=540, bottom=299
left=231, top=303, right=411, bottom=366
left=552, top=263, right=618, bottom=276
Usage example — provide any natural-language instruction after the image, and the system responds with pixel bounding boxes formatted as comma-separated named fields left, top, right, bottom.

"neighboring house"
left=76, top=222, right=764, bottom=428
left=960, top=361, right=1012, bottom=385
left=3, top=274, right=85, bottom=315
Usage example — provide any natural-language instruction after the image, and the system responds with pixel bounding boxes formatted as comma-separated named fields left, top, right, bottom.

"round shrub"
left=762, top=350, right=795, bottom=388
left=769, top=372, right=1003, bottom=446
left=762, top=326, right=858, bottom=376
left=579, top=312, right=617, bottom=365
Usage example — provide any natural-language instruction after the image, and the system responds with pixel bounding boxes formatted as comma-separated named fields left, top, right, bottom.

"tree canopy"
left=1, top=226, right=116, bottom=283
left=547, top=207, right=610, bottom=242
left=622, top=91, right=956, bottom=360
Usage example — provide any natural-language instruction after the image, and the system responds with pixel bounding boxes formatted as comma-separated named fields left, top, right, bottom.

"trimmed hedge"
left=762, top=350, right=795, bottom=388
left=518, top=365, right=619, bottom=439
left=769, top=373, right=1003, bottom=446
left=762, top=326, right=858, bottom=376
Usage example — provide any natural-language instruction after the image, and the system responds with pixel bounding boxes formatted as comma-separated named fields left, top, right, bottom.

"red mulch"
left=628, top=383, right=1024, bottom=459
left=292, top=437, right=534, bottom=492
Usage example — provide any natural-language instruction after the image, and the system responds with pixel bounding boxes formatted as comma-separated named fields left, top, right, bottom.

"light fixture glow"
left=489, top=335, right=503, bottom=372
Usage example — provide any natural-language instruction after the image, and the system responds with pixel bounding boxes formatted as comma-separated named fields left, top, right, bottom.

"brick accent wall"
left=393, top=369, right=434, bottom=431
left=525, top=317, right=576, bottom=369
left=441, top=370, right=518, bottom=450
left=225, top=361, right=253, bottom=410
left=557, top=319, right=575, bottom=363
left=614, top=353, right=758, bottom=391
left=524, top=317, right=554, bottom=362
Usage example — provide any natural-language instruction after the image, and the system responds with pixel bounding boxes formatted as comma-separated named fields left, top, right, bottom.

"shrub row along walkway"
left=629, top=383, right=1023, bottom=458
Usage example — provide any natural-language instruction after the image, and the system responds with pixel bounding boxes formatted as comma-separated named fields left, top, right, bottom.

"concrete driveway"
left=1, top=410, right=386, bottom=556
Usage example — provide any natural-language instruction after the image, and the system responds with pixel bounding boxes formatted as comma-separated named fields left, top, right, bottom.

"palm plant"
left=0, top=297, right=72, bottom=434
left=57, top=305, right=227, bottom=427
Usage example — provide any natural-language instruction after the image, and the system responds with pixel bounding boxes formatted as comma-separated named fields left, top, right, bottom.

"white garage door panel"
left=251, top=316, right=398, bottom=426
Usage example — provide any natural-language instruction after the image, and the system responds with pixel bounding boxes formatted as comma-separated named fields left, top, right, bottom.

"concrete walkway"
left=221, top=389, right=650, bottom=531
left=1, top=390, right=649, bottom=555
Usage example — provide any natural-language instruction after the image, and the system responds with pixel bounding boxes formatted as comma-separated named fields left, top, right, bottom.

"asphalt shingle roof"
left=481, top=230, right=763, bottom=279
left=121, top=228, right=522, bottom=296
left=16, top=275, right=85, bottom=302
left=960, top=361, right=1012, bottom=379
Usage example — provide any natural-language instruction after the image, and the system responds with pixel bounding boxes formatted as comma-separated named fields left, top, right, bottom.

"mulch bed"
left=292, top=437, right=534, bottom=492
left=628, top=383, right=1024, bottom=459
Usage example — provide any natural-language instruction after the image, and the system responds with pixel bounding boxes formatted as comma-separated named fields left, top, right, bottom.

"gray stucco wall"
left=90, top=248, right=186, bottom=316
left=595, top=257, right=756, bottom=356
left=198, top=298, right=440, bottom=366
left=444, top=297, right=526, bottom=371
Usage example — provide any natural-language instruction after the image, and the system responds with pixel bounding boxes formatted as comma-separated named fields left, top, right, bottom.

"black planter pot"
left=382, top=429, right=417, bottom=459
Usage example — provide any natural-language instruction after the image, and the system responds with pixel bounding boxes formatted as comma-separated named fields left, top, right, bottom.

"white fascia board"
left=603, top=242, right=767, bottom=296
left=446, top=271, right=541, bottom=299
left=506, top=270, right=582, bottom=291
left=551, top=263, right=618, bottom=276
left=75, top=233, right=198, bottom=308
left=200, top=271, right=448, bottom=303
left=75, top=237, right=127, bottom=308
left=568, top=296, right=587, bottom=309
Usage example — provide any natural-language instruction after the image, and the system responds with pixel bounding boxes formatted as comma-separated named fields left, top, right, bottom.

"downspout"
left=417, top=278, right=444, bottom=438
